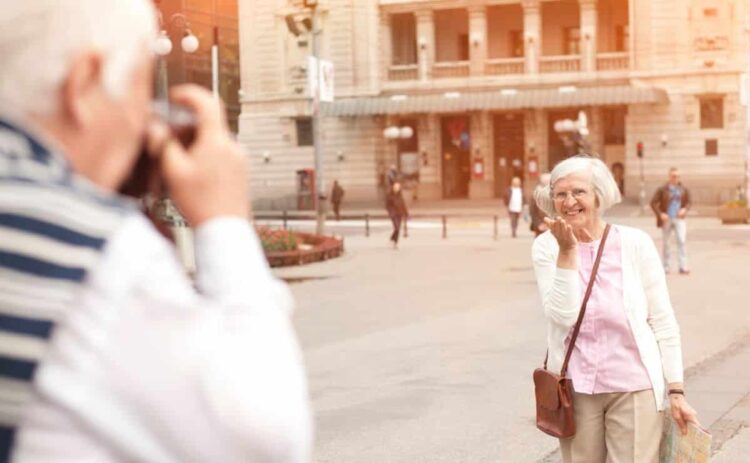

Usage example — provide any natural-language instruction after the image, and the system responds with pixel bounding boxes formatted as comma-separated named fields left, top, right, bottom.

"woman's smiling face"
left=551, top=172, right=598, bottom=229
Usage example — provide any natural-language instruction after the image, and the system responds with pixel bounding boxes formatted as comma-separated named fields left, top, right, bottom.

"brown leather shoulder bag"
left=533, top=224, right=611, bottom=438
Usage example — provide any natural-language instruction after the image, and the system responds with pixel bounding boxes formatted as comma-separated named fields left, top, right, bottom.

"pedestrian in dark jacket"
left=385, top=182, right=408, bottom=248
left=650, top=167, right=691, bottom=274
left=330, top=180, right=344, bottom=221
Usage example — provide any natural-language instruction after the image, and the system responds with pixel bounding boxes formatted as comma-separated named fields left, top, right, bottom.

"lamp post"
left=153, top=13, right=200, bottom=99
left=152, top=12, right=200, bottom=273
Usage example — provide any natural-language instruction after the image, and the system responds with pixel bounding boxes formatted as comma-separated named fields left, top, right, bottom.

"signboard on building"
left=307, top=56, right=335, bottom=102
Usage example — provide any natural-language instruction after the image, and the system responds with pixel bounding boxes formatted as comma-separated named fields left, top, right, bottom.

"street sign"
left=307, top=56, right=334, bottom=102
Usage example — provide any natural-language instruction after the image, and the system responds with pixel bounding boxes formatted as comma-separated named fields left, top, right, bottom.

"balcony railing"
left=432, top=61, right=470, bottom=79
left=540, top=55, right=581, bottom=73
left=485, top=57, right=525, bottom=75
left=596, top=52, right=629, bottom=71
left=388, top=64, right=419, bottom=81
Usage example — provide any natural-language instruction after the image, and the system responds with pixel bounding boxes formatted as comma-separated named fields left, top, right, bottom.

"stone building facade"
left=239, top=0, right=748, bottom=209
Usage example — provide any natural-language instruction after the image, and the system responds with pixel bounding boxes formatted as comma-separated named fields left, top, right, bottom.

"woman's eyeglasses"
left=552, top=188, right=589, bottom=202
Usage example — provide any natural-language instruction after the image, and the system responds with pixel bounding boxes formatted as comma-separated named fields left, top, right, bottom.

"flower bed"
left=257, top=226, right=344, bottom=267
left=718, top=199, right=749, bottom=225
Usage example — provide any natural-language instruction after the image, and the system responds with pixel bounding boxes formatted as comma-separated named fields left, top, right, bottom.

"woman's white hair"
left=0, top=0, right=157, bottom=116
left=534, top=155, right=622, bottom=217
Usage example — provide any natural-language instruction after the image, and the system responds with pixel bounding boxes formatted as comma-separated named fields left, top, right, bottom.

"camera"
left=119, top=102, right=196, bottom=198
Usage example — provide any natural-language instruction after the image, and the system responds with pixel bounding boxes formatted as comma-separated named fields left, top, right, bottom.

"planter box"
left=265, top=233, right=344, bottom=267
left=718, top=206, right=749, bottom=224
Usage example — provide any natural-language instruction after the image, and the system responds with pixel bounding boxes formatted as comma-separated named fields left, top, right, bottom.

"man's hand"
left=677, top=208, right=687, bottom=219
left=670, top=394, right=699, bottom=436
left=660, top=213, right=669, bottom=223
left=147, top=85, right=249, bottom=227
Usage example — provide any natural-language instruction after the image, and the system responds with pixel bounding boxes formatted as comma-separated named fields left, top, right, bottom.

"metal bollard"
left=403, top=216, right=409, bottom=238
left=365, top=213, right=370, bottom=237
left=493, top=215, right=498, bottom=240
left=442, top=215, right=447, bottom=239
left=282, top=210, right=288, bottom=230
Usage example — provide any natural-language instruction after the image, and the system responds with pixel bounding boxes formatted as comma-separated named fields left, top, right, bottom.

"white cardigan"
left=531, top=224, right=683, bottom=411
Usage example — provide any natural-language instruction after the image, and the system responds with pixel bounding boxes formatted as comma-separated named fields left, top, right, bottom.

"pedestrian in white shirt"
left=0, top=1, right=311, bottom=462
left=505, top=176, right=525, bottom=238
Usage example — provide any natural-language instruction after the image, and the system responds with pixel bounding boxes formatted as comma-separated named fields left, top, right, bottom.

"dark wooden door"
left=547, top=109, right=580, bottom=170
left=441, top=116, right=471, bottom=199
left=493, top=113, right=525, bottom=198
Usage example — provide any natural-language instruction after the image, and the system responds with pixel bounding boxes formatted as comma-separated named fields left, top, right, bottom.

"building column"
left=468, top=5, right=487, bottom=76
left=415, top=9, right=434, bottom=81
left=522, top=0, right=541, bottom=74
left=379, top=12, right=392, bottom=83
left=579, top=0, right=598, bottom=72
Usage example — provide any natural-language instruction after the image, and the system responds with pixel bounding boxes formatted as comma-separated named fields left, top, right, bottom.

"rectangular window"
left=564, top=27, right=581, bottom=55
left=391, top=13, right=417, bottom=65
left=510, top=30, right=524, bottom=57
left=615, top=25, right=629, bottom=52
left=295, top=118, right=313, bottom=147
left=458, top=34, right=469, bottom=61
left=705, top=139, right=718, bottom=156
left=700, top=96, right=724, bottom=129
left=603, top=107, right=626, bottom=145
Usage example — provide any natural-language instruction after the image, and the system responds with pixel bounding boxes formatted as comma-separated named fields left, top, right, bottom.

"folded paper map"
left=659, top=414, right=712, bottom=463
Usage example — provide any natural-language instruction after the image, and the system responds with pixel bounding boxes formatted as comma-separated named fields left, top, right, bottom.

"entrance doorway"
left=493, top=113, right=525, bottom=197
left=441, top=116, right=471, bottom=198
left=547, top=109, right=580, bottom=170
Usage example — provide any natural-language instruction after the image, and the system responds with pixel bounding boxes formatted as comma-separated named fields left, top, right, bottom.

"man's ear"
left=60, top=51, right=104, bottom=128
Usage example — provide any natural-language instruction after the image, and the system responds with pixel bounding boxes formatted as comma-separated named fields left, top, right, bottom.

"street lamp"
left=153, top=13, right=200, bottom=99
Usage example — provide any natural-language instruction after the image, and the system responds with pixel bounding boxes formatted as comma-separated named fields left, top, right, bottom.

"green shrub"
left=256, top=226, right=298, bottom=252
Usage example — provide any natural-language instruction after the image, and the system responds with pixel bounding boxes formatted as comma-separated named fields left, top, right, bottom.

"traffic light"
left=636, top=141, right=644, bottom=158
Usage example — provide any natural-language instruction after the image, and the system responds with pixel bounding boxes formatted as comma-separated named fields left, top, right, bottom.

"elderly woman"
left=531, top=156, right=698, bottom=463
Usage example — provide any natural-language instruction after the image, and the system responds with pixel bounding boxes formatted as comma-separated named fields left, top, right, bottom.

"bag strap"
left=543, top=224, right=612, bottom=376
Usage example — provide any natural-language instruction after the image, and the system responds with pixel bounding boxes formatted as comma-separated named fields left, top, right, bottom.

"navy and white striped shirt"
left=0, top=117, right=310, bottom=463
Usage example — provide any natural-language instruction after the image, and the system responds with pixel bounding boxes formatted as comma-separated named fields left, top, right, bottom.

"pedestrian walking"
left=650, top=167, right=691, bottom=274
left=386, top=182, right=408, bottom=248
left=529, top=173, right=551, bottom=237
left=532, top=156, right=698, bottom=463
left=331, top=180, right=345, bottom=221
left=505, top=176, right=525, bottom=238
left=0, top=2, right=311, bottom=461
left=385, top=164, right=399, bottom=188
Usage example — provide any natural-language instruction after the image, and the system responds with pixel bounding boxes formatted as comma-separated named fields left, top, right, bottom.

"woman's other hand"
left=670, top=394, right=699, bottom=435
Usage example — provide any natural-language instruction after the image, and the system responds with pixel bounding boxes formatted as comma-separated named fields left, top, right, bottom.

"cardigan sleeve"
left=531, top=235, right=582, bottom=329
left=637, top=230, right=684, bottom=383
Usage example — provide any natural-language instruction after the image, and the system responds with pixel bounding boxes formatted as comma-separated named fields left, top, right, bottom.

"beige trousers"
left=559, top=390, right=663, bottom=463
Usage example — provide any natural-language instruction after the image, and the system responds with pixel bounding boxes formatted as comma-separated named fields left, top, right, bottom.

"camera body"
left=119, top=102, right=196, bottom=198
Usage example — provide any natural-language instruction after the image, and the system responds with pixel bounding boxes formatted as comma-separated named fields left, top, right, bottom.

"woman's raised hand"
left=544, top=217, right=578, bottom=252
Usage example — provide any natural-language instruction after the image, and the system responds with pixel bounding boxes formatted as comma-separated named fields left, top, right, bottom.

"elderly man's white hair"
left=534, top=155, right=622, bottom=217
left=0, top=0, right=157, bottom=115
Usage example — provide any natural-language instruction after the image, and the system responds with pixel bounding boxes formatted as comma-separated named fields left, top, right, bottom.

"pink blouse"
left=565, top=227, right=652, bottom=394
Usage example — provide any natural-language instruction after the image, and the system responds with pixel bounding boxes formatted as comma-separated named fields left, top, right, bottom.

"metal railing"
left=388, top=64, right=419, bottom=81
left=485, top=57, right=525, bottom=75
left=596, top=52, right=629, bottom=71
left=254, top=211, right=504, bottom=240
left=432, top=61, right=470, bottom=79
left=539, top=54, right=581, bottom=73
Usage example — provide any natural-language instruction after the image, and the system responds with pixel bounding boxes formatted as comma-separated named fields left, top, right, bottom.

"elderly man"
left=0, top=1, right=310, bottom=462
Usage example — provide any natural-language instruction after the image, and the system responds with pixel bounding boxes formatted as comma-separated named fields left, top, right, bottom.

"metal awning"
left=321, top=85, right=668, bottom=117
